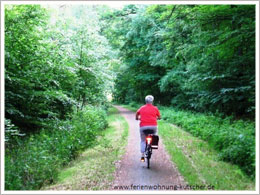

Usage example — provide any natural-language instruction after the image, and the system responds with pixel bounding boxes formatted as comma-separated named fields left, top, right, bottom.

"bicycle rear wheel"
left=147, top=156, right=150, bottom=169
left=146, top=147, right=152, bottom=169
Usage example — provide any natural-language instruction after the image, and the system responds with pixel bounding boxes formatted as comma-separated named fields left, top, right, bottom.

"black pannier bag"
left=151, top=135, right=159, bottom=149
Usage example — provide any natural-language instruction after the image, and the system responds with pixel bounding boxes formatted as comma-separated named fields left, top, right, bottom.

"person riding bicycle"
left=136, top=95, right=161, bottom=162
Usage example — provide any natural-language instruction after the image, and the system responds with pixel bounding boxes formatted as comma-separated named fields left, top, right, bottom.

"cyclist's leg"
left=154, top=126, right=158, bottom=135
left=140, top=127, right=146, bottom=154
left=140, top=126, right=157, bottom=152
left=150, top=126, right=158, bottom=135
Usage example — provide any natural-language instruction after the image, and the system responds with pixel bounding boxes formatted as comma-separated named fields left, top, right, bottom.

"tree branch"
left=167, top=5, right=176, bottom=24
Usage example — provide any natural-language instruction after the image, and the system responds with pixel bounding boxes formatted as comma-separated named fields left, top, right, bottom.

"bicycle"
left=143, top=129, right=159, bottom=169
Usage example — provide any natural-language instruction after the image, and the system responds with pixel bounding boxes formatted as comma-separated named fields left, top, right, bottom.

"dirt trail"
left=112, top=105, right=186, bottom=190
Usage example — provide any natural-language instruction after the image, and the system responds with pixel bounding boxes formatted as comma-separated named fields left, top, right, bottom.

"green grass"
left=42, top=107, right=129, bottom=190
left=160, top=106, right=255, bottom=177
left=121, top=104, right=138, bottom=112
left=159, top=121, right=255, bottom=190
left=5, top=106, right=108, bottom=190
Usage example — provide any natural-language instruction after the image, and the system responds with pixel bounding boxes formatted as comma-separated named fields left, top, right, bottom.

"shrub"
left=159, top=106, right=255, bottom=178
left=5, top=106, right=108, bottom=190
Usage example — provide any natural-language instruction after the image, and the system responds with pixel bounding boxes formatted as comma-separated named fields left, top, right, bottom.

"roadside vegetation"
left=159, top=121, right=254, bottom=190
left=42, top=107, right=128, bottom=190
left=4, top=5, right=118, bottom=190
left=5, top=106, right=108, bottom=190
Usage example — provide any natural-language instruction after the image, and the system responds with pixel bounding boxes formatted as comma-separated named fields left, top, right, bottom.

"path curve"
left=112, top=105, right=186, bottom=190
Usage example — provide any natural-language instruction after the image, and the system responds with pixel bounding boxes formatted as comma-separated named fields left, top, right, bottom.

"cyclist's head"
left=145, top=95, right=154, bottom=104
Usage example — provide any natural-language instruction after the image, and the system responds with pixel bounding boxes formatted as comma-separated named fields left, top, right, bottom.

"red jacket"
left=136, top=104, right=161, bottom=127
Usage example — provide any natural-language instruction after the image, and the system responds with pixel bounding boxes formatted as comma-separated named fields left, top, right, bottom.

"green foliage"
left=4, top=119, right=26, bottom=150
left=159, top=121, right=254, bottom=190
left=42, top=106, right=128, bottom=190
left=5, top=106, right=108, bottom=190
left=107, top=5, right=255, bottom=118
left=160, top=106, right=255, bottom=177
left=4, top=5, right=113, bottom=190
left=5, top=5, right=53, bottom=131
left=5, top=4, right=113, bottom=133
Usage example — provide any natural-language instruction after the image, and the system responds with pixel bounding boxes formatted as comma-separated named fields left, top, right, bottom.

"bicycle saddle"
left=143, top=129, right=155, bottom=135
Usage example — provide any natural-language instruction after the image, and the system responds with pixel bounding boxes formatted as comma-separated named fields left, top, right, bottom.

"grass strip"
left=42, top=106, right=128, bottom=190
left=159, top=121, right=254, bottom=190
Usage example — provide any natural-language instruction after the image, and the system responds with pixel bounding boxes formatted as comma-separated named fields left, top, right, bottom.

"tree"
left=107, top=4, right=255, bottom=118
left=5, top=4, right=115, bottom=134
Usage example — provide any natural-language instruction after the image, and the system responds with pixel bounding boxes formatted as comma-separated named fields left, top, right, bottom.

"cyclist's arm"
left=157, top=109, right=161, bottom=120
left=136, top=112, right=140, bottom=120
left=136, top=107, right=142, bottom=120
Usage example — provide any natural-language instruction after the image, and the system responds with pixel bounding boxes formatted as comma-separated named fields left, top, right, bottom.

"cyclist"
left=136, top=95, right=161, bottom=162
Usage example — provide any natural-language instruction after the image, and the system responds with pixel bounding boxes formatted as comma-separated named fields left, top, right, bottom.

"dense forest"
left=5, top=5, right=114, bottom=133
left=5, top=5, right=114, bottom=190
left=103, top=5, right=255, bottom=118
left=4, top=4, right=256, bottom=190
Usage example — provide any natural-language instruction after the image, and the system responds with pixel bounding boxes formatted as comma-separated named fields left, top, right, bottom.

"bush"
left=5, top=106, right=108, bottom=190
left=159, top=106, right=255, bottom=178
left=129, top=101, right=142, bottom=108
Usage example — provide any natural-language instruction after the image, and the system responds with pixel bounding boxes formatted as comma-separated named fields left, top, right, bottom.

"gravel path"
left=112, top=105, right=186, bottom=191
